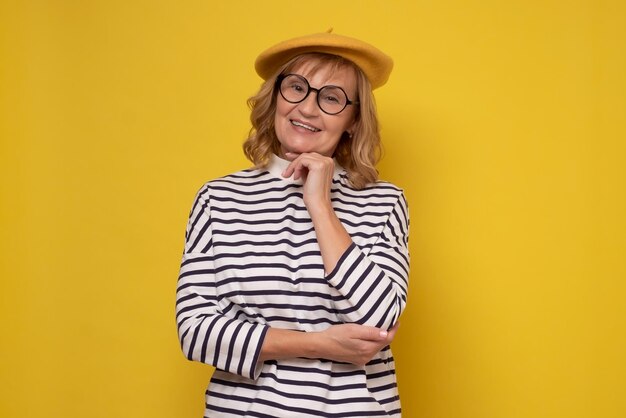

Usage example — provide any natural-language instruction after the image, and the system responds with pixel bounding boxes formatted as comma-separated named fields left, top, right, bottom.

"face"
left=274, top=60, right=358, bottom=158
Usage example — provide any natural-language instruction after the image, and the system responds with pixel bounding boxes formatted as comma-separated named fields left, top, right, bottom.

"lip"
left=290, top=119, right=321, bottom=133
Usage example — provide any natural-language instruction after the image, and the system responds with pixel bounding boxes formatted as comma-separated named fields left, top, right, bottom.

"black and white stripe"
left=176, top=155, right=410, bottom=417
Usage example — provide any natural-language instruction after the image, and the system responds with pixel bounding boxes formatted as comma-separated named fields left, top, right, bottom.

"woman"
left=176, top=31, right=410, bottom=417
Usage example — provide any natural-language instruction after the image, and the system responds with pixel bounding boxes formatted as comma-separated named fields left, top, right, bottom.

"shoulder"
left=197, top=166, right=278, bottom=191
left=335, top=173, right=406, bottom=200
left=192, top=165, right=290, bottom=203
left=332, top=174, right=407, bottom=221
left=206, top=166, right=268, bottom=187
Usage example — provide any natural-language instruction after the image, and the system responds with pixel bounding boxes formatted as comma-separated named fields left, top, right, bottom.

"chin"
left=281, top=142, right=315, bottom=155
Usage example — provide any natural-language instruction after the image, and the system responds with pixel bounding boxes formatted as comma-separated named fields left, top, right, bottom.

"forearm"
left=282, top=152, right=353, bottom=273
left=257, top=328, right=318, bottom=363
left=308, top=202, right=353, bottom=274
left=325, top=243, right=407, bottom=329
left=308, top=205, right=407, bottom=329
left=316, top=196, right=410, bottom=329
left=258, top=324, right=397, bottom=367
left=177, top=251, right=270, bottom=379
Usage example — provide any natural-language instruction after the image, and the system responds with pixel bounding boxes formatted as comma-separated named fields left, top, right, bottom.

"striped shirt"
left=176, top=154, right=410, bottom=417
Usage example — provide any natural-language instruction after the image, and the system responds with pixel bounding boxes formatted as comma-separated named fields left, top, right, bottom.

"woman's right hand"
left=258, top=323, right=399, bottom=366
left=314, top=323, right=400, bottom=366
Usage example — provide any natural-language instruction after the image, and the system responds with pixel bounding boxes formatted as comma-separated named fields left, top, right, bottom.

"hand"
left=282, top=152, right=335, bottom=214
left=315, top=323, right=400, bottom=366
left=282, top=151, right=352, bottom=274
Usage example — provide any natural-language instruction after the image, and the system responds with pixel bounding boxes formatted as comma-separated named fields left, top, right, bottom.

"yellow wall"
left=1, top=1, right=624, bottom=417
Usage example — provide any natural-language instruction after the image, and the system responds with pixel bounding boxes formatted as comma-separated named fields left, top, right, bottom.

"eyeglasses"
left=276, top=74, right=359, bottom=115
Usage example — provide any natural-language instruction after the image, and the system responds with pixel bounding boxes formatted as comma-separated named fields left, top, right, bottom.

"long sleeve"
left=326, top=192, right=410, bottom=330
left=175, top=185, right=269, bottom=379
left=176, top=164, right=406, bottom=417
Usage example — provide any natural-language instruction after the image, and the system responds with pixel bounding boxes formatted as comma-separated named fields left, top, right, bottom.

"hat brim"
left=255, top=32, right=393, bottom=90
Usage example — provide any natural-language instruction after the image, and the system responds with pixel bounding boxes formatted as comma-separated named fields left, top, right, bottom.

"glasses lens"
left=280, top=75, right=308, bottom=103
left=318, top=86, right=348, bottom=115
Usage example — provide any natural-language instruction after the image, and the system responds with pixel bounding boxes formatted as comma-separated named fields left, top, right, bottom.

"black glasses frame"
left=276, top=74, right=359, bottom=115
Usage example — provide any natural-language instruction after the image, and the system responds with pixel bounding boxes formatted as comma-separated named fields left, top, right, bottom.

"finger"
left=386, top=322, right=400, bottom=341
left=294, top=167, right=307, bottom=181
left=282, top=157, right=302, bottom=178
left=283, top=154, right=315, bottom=177
left=292, top=161, right=309, bottom=181
left=287, top=156, right=317, bottom=180
left=284, top=152, right=300, bottom=161
left=353, top=325, right=389, bottom=341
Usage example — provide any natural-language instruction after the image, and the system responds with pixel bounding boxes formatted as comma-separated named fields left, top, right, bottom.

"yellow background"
left=1, top=1, right=625, bottom=417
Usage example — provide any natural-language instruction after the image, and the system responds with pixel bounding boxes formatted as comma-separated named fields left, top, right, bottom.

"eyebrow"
left=294, top=72, right=356, bottom=94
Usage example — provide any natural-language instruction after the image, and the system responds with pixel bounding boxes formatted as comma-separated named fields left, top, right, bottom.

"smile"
left=290, top=120, right=321, bottom=132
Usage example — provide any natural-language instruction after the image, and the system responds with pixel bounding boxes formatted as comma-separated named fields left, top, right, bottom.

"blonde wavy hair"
left=243, top=53, right=382, bottom=190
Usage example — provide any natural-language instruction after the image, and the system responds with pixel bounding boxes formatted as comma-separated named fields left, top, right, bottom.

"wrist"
left=304, top=331, right=326, bottom=359
left=306, top=199, right=334, bottom=221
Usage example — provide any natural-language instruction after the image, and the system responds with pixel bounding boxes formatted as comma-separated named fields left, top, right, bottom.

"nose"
left=297, top=90, right=320, bottom=116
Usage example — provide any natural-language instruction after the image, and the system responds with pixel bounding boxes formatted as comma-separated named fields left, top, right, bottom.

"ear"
left=346, top=119, right=357, bottom=138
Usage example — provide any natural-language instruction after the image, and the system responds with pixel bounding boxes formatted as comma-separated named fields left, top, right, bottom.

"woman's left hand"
left=282, top=152, right=335, bottom=215
left=282, top=151, right=352, bottom=273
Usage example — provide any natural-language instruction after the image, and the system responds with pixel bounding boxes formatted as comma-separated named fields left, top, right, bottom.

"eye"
left=286, top=79, right=307, bottom=93
left=320, top=87, right=345, bottom=105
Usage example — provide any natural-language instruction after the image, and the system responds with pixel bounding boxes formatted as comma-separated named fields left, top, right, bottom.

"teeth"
left=291, top=120, right=320, bottom=132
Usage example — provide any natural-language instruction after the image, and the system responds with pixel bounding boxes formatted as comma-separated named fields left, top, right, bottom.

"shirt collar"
left=266, top=154, right=345, bottom=183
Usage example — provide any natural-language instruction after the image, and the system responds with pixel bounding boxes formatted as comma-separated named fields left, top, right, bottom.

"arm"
left=178, top=179, right=405, bottom=374
left=325, top=195, right=409, bottom=329
left=176, top=186, right=269, bottom=379
left=283, top=152, right=410, bottom=330
left=258, top=323, right=399, bottom=367
left=282, top=152, right=353, bottom=273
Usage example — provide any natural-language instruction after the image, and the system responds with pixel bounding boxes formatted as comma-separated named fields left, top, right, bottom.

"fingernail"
left=379, top=331, right=388, bottom=338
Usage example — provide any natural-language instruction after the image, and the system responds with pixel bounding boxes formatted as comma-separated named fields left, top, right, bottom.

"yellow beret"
left=255, top=30, right=393, bottom=89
